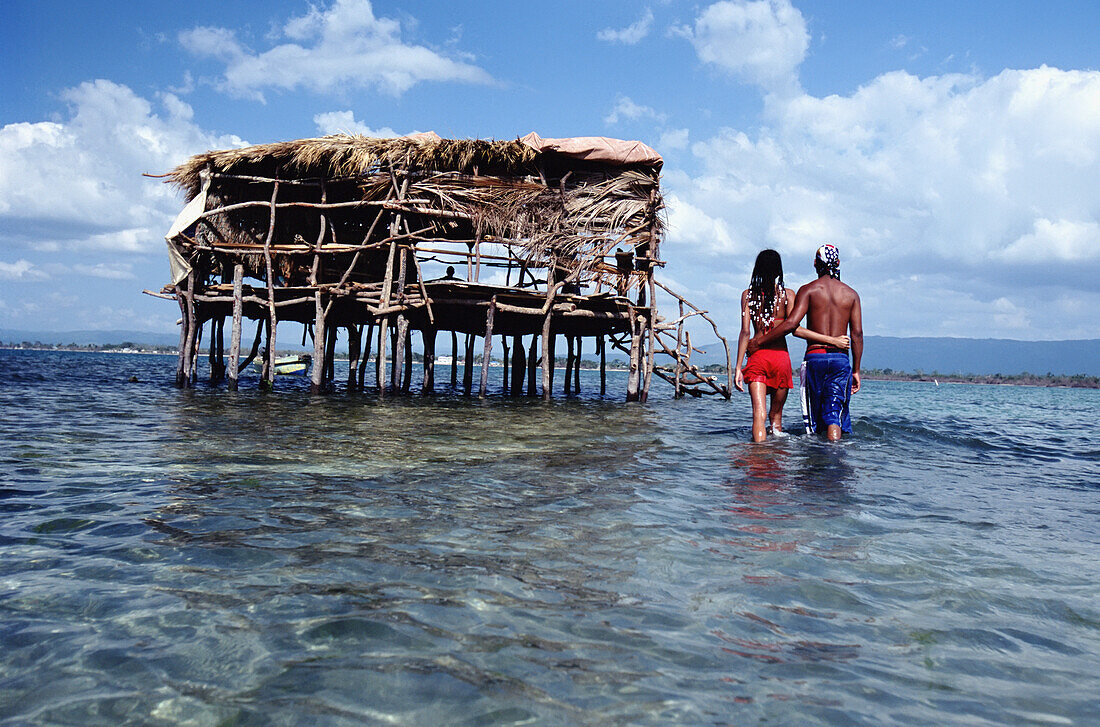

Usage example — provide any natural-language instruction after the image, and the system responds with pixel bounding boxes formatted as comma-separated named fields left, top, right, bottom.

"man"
left=747, top=244, right=863, bottom=441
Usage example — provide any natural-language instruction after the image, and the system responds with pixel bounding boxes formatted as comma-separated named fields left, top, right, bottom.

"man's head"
left=814, top=244, right=840, bottom=279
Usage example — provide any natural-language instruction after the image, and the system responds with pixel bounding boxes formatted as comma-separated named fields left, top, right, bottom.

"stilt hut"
left=149, top=132, right=732, bottom=400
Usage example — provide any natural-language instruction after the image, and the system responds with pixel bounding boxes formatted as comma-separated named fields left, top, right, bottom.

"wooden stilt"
left=626, top=314, right=642, bottom=402
left=358, top=321, right=373, bottom=389
left=564, top=335, right=574, bottom=395
left=208, top=316, right=224, bottom=383
left=423, top=328, right=436, bottom=393
left=527, top=335, right=538, bottom=397
left=642, top=277, right=657, bottom=403
left=310, top=293, right=326, bottom=394
left=599, top=335, right=606, bottom=396
left=189, top=316, right=203, bottom=384
left=347, top=324, right=361, bottom=390
left=377, top=240, right=397, bottom=394
left=175, top=288, right=187, bottom=388
left=182, top=271, right=197, bottom=388
left=450, top=330, right=458, bottom=388
left=501, top=336, right=509, bottom=395
left=674, top=300, right=684, bottom=399
left=375, top=321, right=386, bottom=391
left=463, top=334, right=474, bottom=395
left=261, top=181, right=280, bottom=390
left=389, top=322, right=399, bottom=389
left=227, top=264, right=243, bottom=391
left=511, top=335, right=525, bottom=395
left=403, top=327, right=413, bottom=392
left=325, top=323, right=337, bottom=385
left=574, top=336, right=582, bottom=394
left=541, top=310, right=553, bottom=400
left=479, top=296, right=496, bottom=398
left=393, top=316, right=406, bottom=390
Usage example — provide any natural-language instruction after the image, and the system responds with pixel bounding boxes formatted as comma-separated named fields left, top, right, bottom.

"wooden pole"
left=501, top=336, right=509, bottom=394
left=674, top=300, right=684, bottom=399
left=261, top=181, right=280, bottom=389
left=227, top=264, right=243, bottom=391
left=541, top=311, right=553, bottom=400
left=463, top=334, right=474, bottom=395
left=527, top=335, right=538, bottom=397
left=626, top=313, right=642, bottom=402
left=389, top=323, right=399, bottom=389
left=347, top=324, right=361, bottom=390
left=375, top=323, right=385, bottom=391
left=643, top=276, right=657, bottom=403
left=423, top=328, right=436, bottom=393
left=564, top=335, right=574, bottom=395
left=511, top=335, right=525, bottom=395
left=182, top=271, right=197, bottom=388
left=574, top=336, right=582, bottom=394
left=393, top=317, right=405, bottom=390
left=358, top=321, right=373, bottom=389
left=208, top=316, right=223, bottom=383
left=450, top=330, right=459, bottom=388
left=325, top=323, right=337, bottom=385
left=395, top=316, right=409, bottom=391
left=310, top=295, right=326, bottom=394
left=175, top=287, right=187, bottom=388
left=599, top=335, right=606, bottom=396
left=479, top=296, right=496, bottom=398
left=190, top=316, right=203, bottom=384
left=376, top=240, right=397, bottom=392
left=403, top=327, right=413, bottom=392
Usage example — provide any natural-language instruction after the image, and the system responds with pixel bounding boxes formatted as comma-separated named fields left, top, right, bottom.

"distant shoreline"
left=3, top=345, right=1097, bottom=388
left=858, top=370, right=1100, bottom=389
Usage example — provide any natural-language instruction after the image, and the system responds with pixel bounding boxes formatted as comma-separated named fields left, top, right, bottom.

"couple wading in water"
left=735, top=245, right=863, bottom=443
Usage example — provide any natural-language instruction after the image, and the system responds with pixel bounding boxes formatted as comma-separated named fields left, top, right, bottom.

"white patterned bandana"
left=815, top=244, right=840, bottom=278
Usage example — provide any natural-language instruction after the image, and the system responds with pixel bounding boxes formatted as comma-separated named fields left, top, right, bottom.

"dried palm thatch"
left=169, top=135, right=544, bottom=201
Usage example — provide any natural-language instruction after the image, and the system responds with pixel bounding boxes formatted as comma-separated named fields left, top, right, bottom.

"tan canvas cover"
left=519, top=132, right=662, bottom=167
left=403, top=131, right=443, bottom=143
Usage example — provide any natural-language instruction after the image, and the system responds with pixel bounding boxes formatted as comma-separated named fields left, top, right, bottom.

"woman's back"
left=744, top=286, right=794, bottom=350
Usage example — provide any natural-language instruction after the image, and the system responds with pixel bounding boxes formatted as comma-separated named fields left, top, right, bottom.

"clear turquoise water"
left=1, top=349, right=1098, bottom=725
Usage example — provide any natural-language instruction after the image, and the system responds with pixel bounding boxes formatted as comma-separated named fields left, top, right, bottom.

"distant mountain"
left=691, top=336, right=1100, bottom=376
left=0, top=329, right=181, bottom=348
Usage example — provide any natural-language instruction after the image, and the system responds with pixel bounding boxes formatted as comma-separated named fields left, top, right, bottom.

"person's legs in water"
left=749, top=381, right=769, bottom=442
left=768, top=386, right=788, bottom=435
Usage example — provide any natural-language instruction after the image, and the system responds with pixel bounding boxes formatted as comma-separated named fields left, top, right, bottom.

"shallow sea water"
left=1, top=349, right=1098, bottom=725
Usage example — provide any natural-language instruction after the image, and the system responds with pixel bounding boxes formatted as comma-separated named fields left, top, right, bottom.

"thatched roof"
left=167, top=133, right=662, bottom=201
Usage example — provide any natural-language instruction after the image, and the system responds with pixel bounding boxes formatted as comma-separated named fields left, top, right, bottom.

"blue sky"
left=2, top=0, right=1098, bottom=340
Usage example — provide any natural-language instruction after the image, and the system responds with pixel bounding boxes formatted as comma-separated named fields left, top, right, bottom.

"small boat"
left=253, top=354, right=312, bottom=376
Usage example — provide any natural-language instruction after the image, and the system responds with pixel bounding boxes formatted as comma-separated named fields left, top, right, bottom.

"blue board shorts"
left=800, top=353, right=852, bottom=434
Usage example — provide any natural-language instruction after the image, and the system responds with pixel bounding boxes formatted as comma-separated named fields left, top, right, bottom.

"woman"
left=735, top=249, right=849, bottom=442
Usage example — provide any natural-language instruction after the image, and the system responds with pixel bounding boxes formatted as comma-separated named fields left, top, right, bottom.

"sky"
left=2, top=0, right=1098, bottom=341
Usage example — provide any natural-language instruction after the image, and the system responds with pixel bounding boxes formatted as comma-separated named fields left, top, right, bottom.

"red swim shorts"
left=742, top=348, right=793, bottom=390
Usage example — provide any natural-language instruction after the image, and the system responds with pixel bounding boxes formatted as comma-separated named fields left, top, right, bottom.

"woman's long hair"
left=748, top=249, right=785, bottom=329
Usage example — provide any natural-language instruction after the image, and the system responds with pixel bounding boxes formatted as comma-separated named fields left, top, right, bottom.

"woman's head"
left=751, top=249, right=783, bottom=292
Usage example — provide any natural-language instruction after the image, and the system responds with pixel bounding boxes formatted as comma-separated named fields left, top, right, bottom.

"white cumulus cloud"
left=597, top=9, right=654, bottom=45
left=313, top=111, right=398, bottom=137
left=604, top=95, right=665, bottom=125
left=180, top=0, right=493, bottom=100
left=0, top=259, right=47, bottom=281
left=686, top=0, right=808, bottom=95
